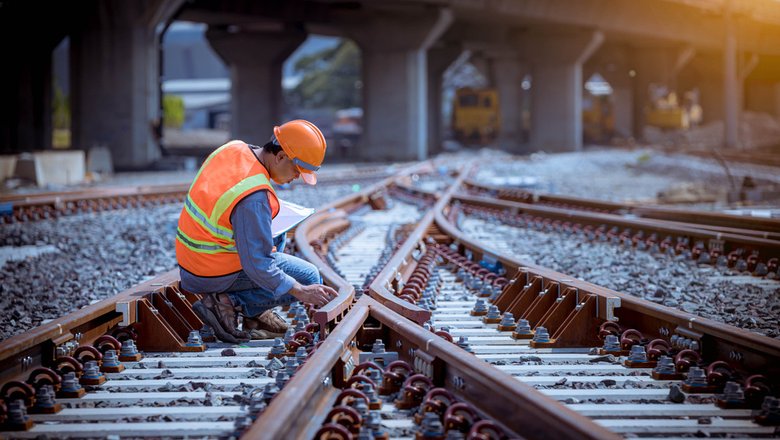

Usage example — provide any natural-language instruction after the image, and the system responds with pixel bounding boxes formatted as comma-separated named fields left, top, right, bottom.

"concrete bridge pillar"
left=0, top=41, right=54, bottom=153
left=70, top=0, right=181, bottom=169
left=427, top=44, right=462, bottom=156
left=526, top=30, right=604, bottom=152
left=586, top=46, right=635, bottom=139
left=345, top=8, right=453, bottom=161
left=488, top=51, right=526, bottom=151
left=207, top=28, right=306, bottom=145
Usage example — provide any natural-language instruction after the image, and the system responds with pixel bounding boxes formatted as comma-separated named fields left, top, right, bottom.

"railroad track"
left=1, top=161, right=779, bottom=439
left=464, top=179, right=780, bottom=239
left=0, top=165, right=397, bottom=223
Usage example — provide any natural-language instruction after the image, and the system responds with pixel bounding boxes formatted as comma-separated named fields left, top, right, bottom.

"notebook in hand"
left=271, top=199, right=315, bottom=238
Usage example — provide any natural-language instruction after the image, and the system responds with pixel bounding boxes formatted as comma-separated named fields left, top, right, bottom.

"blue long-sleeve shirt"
left=179, top=191, right=296, bottom=298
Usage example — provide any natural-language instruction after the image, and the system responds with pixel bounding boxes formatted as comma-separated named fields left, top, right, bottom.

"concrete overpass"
left=2, top=0, right=779, bottom=168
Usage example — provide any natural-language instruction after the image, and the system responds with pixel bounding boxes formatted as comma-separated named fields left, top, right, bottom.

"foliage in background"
left=163, top=94, right=185, bottom=129
left=53, top=80, right=70, bottom=130
left=286, top=39, right=361, bottom=109
left=52, top=80, right=71, bottom=148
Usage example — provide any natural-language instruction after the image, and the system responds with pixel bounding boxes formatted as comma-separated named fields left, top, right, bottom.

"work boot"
left=193, top=298, right=240, bottom=344
left=192, top=294, right=249, bottom=343
left=213, top=294, right=251, bottom=340
left=243, top=309, right=288, bottom=340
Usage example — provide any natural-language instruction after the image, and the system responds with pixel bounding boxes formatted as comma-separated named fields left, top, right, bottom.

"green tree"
left=163, top=94, right=185, bottom=129
left=287, top=39, right=362, bottom=109
left=52, top=80, right=70, bottom=130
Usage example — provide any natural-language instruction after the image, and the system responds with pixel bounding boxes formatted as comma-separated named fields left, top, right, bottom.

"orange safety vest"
left=176, top=140, right=280, bottom=277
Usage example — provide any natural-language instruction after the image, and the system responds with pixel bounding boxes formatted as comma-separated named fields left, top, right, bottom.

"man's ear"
left=276, top=151, right=289, bottom=163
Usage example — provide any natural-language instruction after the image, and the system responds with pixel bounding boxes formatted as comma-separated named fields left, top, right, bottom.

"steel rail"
left=465, top=179, right=780, bottom=237
left=248, top=295, right=619, bottom=440
left=0, top=166, right=398, bottom=223
left=0, top=270, right=180, bottom=385
left=295, top=161, right=438, bottom=338
left=0, top=161, right=431, bottom=385
left=454, top=191, right=780, bottom=267
left=365, top=167, right=470, bottom=323
left=435, top=188, right=780, bottom=381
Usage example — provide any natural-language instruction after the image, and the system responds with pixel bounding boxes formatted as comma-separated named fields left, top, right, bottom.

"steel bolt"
left=602, top=334, right=621, bottom=352
left=684, top=367, right=708, bottom=387
left=499, top=312, right=516, bottom=328
left=121, top=339, right=138, bottom=356
left=627, top=345, right=647, bottom=363
left=186, top=330, right=203, bottom=346
left=653, top=356, right=676, bottom=375
left=532, top=327, right=550, bottom=343
left=514, top=319, right=532, bottom=335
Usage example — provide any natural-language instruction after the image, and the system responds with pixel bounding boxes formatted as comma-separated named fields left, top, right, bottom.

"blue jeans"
left=225, top=252, right=322, bottom=318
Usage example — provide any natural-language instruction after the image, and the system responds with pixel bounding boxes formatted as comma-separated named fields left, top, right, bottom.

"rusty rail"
left=454, top=192, right=780, bottom=266
left=248, top=295, right=619, bottom=440
left=0, top=270, right=180, bottom=385
left=465, top=179, right=780, bottom=237
left=436, top=190, right=780, bottom=382
left=296, top=161, right=438, bottom=337
left=366, top=167, right=469, bottom=323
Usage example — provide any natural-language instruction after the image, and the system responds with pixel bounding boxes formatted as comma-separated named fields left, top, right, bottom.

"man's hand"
left=289, top=283, right=338, bottom=307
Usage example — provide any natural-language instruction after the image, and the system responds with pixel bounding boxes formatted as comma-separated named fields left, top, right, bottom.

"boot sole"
left=193, top=301, right=246, bottom=344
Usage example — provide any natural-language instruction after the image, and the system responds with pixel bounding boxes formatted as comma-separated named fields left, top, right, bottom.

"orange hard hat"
left=273, top=119, right=327, bottom=185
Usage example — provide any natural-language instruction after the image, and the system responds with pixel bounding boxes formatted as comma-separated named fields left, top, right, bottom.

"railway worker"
left=176, top=120, right=338, bottom=343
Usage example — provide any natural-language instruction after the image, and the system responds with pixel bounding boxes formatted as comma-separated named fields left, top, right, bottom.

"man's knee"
left=298, top=260, right=321, bottom=286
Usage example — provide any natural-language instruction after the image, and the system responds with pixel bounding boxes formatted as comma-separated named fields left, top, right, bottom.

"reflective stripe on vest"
left=176, top=228, right=237, bottom=254
left=175, top=141, right=280, bottom=277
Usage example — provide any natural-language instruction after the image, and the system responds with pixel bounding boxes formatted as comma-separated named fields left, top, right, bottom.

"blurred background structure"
left=1, top=0, right=780, bottom=175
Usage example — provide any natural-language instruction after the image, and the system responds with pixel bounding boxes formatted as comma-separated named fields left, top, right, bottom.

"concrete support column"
left=526, top=31, right=604, bottom=152
left=70, top=0, right=179, bottom=169
left=0, top=44, right=53, bottom=153
left=601, top=68, right=634, bottom=139
left=207, top=28, right=306, bottom=144
left=723, top=4, right=739, bottom=149
left=427, top=44, right=462, bottom=156
left=346, top=8, right=453, bottom=161
left=489, top=53, right=525, bottom=151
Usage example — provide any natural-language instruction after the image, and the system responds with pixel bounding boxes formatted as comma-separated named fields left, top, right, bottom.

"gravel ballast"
left=0, top=181, right=378, bottom=341
left=458, top=215, right=780, bottom=339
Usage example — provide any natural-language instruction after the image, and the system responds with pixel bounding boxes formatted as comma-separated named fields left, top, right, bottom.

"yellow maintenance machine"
left=645, top=90, right=703, bottom=130
left=451, top=88, right=500, bottom=144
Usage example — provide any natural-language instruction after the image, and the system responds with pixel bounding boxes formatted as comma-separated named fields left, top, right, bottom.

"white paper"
left=271, top=199, right=315, bottom=238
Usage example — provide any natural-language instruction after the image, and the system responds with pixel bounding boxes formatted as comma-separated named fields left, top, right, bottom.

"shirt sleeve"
left=230, top=191, right=296, bottom=298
